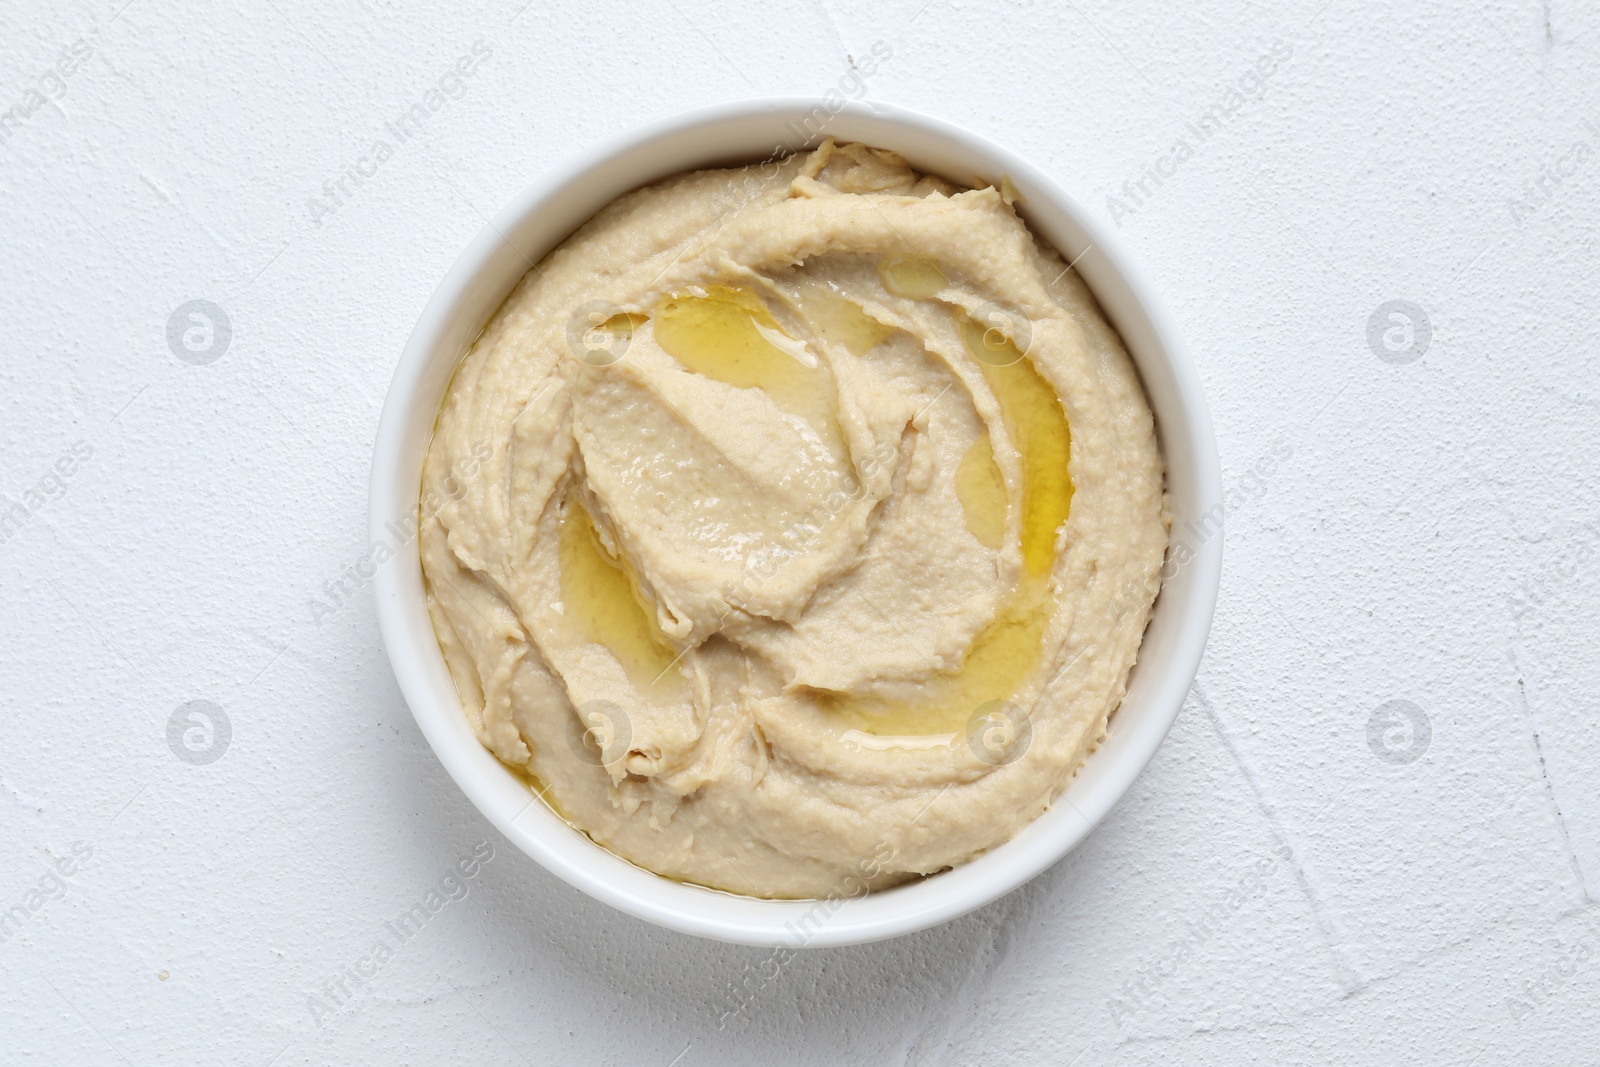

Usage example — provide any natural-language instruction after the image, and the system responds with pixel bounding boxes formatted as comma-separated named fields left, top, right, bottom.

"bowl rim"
left=370, top=96, right=1222, bottom=947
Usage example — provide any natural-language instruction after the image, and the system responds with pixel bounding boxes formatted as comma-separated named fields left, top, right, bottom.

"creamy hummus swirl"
left=420, top=141, right=1168, bottom=898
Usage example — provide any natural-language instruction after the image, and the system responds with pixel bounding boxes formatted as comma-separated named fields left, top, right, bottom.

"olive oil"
left=959, top=313, right=1072, bottom=578
left=955, top=435, right=1006, bottom=549
left=652, top=286, right=841, bottom=457
left=826, top=581, right=1054, bottom=737
left=558, top=499, right=682, bottom=692
left=568, top=282, right=1073, bottom=739
left=828, top=309, right=1072, bottom=737
left=878, top=254, right=947, bottom=299
left=792, top=281, right=892, bottom=356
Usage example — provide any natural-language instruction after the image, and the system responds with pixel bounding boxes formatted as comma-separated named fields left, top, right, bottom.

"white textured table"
left=3, top=1, right=1597, bottom=1063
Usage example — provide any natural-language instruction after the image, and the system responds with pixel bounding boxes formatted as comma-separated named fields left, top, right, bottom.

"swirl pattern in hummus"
left=420, top=141, right=1168, bottom=899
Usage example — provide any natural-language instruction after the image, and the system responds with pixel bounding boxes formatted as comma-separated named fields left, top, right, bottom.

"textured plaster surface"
left=2, top=0, right=1598, bottom=1063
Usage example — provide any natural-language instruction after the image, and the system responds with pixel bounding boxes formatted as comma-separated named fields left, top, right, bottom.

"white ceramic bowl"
left=371, top=98, right=1221, bottom=947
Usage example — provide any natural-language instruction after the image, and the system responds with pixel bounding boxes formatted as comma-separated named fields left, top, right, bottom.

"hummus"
left=420, top=140, right=1168, bottom=899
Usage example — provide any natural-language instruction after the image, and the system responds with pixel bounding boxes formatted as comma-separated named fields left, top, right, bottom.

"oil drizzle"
left=955, top=435, right=1005, bottom=549
left=959, top=314, right=1072, bottom=578
left=827, top=309, right=1072, bottom=737
left=652, top=285, right=843, bottom=459
left=558, top=498, right=682, bottom=693
left=879, top=254, right=947, bottom=299
left=792, top=281, right=892, bottom=356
